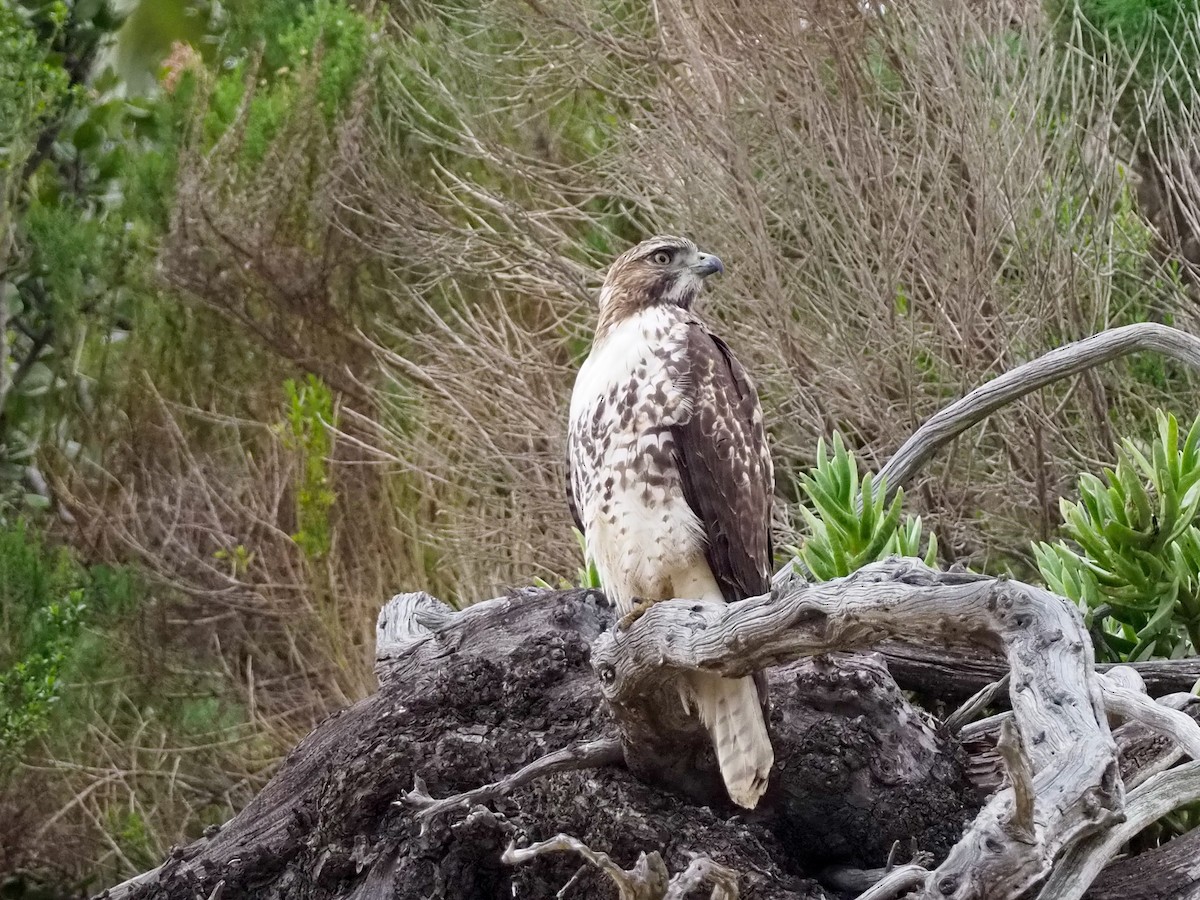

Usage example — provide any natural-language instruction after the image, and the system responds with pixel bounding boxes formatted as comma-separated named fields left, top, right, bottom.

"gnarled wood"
left=593, top=559, right=1120, bottom=899
left=99, top=566, right=1200, bottom=900
left=1085, top=821, right=1200, bottom=900
left=875, top=641, right=1200, bottom=704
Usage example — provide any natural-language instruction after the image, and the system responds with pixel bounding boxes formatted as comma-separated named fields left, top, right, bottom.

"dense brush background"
left=2, top=0, right=1200, bottom=891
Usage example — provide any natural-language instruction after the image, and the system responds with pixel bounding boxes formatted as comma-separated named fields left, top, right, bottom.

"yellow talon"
left=618, top=597, right=656, bottom=631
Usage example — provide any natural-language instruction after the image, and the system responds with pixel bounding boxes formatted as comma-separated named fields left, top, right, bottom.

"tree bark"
left=1086, top=823, right=1200, bottom=900
left=877, top=641, right=1200, bottom=705
left=99, top=562, right=1200, bottom=900
left=99, top=589, right=848, bottom=900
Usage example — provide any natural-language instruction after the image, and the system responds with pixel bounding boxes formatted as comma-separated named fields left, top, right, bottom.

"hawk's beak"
left=692, top=253, right=725, bottom=278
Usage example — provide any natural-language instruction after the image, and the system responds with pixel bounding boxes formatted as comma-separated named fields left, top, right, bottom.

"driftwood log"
left=98, top=561, right=1200, bottom=900
left=98, top=324, right=1200, bottom=899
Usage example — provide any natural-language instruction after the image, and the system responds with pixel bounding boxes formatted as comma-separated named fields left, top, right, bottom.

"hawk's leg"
left=618, top=597, right=656, bottom=631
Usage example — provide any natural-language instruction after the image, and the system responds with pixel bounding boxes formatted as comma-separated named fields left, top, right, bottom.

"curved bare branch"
left=592, top=558, right=1121, bottom=900
left=878, top=324, right=1200, bottom=500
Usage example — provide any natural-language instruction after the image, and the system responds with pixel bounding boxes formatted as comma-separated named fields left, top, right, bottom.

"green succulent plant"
left=1034, top=411, right=1200, bottom=662
left=788, top=433, right=938, bottom=581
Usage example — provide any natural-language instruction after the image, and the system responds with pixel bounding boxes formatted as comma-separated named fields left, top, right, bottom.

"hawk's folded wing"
left=672, top=324, right=774, bottom=602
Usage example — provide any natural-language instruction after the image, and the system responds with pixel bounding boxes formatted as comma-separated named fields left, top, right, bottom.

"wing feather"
left=671, top=324, right=774, bottom=602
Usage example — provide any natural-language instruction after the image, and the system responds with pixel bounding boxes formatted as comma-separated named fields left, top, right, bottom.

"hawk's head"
left=597, top=235, right=724, bottom=326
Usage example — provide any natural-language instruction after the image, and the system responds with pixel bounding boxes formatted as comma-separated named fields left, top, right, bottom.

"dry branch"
left=500, top=833, right=741, bottom=900
left=593, top=558, right=1121, bottom=899
left=876, top=642, right=1200, bottom=704
left=877, top=323, right=1200, bottom=500
left=1039, top=761, right=1200, bottom=900
left=401, top=736, right=623, bottom=829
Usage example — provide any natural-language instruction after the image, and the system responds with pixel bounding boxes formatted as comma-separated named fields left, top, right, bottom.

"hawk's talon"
left=618, top=598, right=655, bottom=631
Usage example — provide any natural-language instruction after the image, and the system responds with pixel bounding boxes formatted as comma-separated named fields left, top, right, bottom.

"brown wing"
left=672, top=324, right=774, bottom=602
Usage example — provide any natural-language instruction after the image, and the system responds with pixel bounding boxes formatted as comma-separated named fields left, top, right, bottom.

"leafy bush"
left=1035, top=411, right=1200, bottom=662
left=788, top=434, right=938, bottom=581
left=0, top=0, right=193, bottom=518
left=1054, top=0, right=1200, bottom=137
left=284, top=375, right=337, bottom=563
left=200, top=0, right=374, bottom=166
left=0, top=523, right=84, bottom=765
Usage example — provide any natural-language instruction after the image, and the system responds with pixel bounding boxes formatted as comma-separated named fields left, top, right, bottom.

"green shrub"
left=1051, top=0, right=1200, bottom=155
left=1035, top=411, right=1200, bottom=662
left=201, top=0, right=374, bottom=165
left=788, top=434, right=938, bottom=581
left=284, top=375, right=337, bottom=562
left=0, top=522, right=85, bottom=765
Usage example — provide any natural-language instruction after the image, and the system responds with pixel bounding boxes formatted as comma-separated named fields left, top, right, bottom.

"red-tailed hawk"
left=566, top=235, right=774, bottom=809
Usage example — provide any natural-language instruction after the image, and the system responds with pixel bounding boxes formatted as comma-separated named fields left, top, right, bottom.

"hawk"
left=566, top=235, right=774, bottom=809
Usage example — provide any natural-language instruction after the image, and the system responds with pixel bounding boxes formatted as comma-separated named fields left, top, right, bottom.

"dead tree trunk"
left=99, top=563, right=1200, bottom=900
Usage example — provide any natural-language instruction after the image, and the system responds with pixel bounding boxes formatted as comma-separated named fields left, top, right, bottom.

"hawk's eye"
left=651, top=250, right=672, bottom=265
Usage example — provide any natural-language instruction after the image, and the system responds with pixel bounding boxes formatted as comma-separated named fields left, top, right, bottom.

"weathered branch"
left=401, top=736, right=623, bottom=829
left=501, top=834, right=741, bottom=900
left=876, top=641, right=1200, bottom=703
left=846, top=865, right=932, bottom=900
left=593, top=559, right=1121, bottom=899
left=1099, top=676, right=1200, bottom=760
left=1037, top=761, right=1200, bottom=900
left=996, top=720, right=1036, bottom=844
left=821, top=843, right=934, bottom=896
left=958, top=690, right=1200, bottom=796
left=945, top=673, right=1010, bottom=733
left=1085, top=820, right=1200, bottom=900
left=1115, top=694, right=1200, bottom=790
left=875, top=323, right=1200, bottom=499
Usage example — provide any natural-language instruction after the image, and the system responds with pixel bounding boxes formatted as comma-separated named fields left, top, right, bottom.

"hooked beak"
left=692, top=253, right=725, bottom=278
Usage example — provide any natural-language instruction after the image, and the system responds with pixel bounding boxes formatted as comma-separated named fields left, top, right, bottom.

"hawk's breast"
left=567, top=308, right=704, bottom=609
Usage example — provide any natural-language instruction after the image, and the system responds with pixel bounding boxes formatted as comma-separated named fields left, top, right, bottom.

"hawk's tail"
left=687, top=671, right=774, bottom=809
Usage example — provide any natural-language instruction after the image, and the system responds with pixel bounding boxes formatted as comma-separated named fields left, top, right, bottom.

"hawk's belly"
left=578, top=430, right=706, bottom=612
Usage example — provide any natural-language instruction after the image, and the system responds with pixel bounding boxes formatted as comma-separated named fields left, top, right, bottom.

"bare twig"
left=502, top=833, right=740, bottom=900
left=399, top=736, right=623, bottom=830
left=945, top=673, right=1010, bottom=733
left=502, top=834, right=671, bottom=900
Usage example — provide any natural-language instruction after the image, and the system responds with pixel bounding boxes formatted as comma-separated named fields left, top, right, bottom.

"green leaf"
left=922, top=531, right=939, bottom=568
left=859, top=472, right=877, bottom=541
left=1135, top=582, right=1179, bottom=642
left=801, top=476, right=860, bottom=541
left=1103, top=518, right=1155, bottom=552
left=858, top=494, right=905, bottom=567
